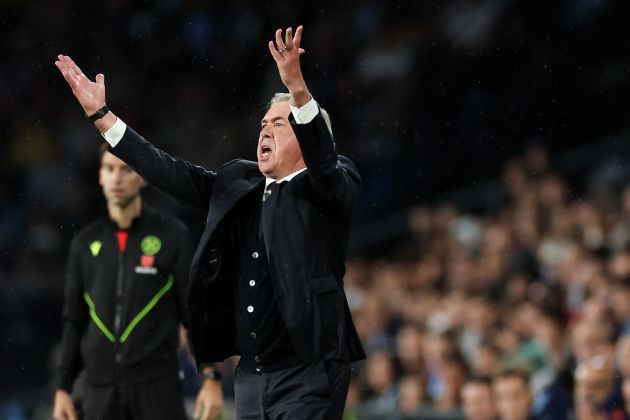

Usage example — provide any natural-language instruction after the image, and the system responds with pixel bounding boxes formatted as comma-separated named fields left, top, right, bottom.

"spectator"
left=609, top=277, right=630, bottom=336
left=461, top=376, right=497, bottom=420
left=357, top=351, right=399, bottom=415
left=622, top=377, right=630, bottom=417
left=615, top=335, right=630, bottom=378
left=433, top=354, right=468, bottom=413
left=395, top=324, right=425, bottom=376
left=573, top=355, right=625, bottom=420
left=397, top=375, right=426, bottom=416
left=570, top=320, right=614, bottom=364
left=492, top=369, right=533, bottom=420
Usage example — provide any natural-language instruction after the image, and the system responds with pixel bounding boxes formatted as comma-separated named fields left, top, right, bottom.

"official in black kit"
left=53, top=147, right=223, bottom=420
left=55, top=26, right=365, bottom=419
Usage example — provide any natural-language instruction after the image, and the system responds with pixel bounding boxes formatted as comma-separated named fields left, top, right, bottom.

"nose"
left=260, top=125, right=273, bottom=139
left=112, top=168, right=124, bottom=182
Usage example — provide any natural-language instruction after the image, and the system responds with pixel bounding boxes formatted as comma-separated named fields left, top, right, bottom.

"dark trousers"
left=234, top=360, right=351, bottom=420
left=81, top=377, right=187, bottom=420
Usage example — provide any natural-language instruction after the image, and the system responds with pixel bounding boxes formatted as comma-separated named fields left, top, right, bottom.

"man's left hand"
left=268, top=26, right=311, bottom=107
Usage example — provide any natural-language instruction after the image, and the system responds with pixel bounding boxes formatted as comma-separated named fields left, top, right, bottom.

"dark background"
left=1, top=0, right=629, bottom=413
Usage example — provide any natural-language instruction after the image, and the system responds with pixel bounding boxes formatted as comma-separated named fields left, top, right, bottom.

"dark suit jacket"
left=110, top=111, right=366, bottom=366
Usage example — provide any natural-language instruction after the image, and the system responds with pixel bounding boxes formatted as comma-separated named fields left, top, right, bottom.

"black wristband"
left=201, top=369, right=222, bottom=381
left=86, top=105, right=109, bottom=122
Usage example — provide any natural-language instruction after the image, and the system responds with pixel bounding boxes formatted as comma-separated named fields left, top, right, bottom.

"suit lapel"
left=205, top=174, right=264, bottom=242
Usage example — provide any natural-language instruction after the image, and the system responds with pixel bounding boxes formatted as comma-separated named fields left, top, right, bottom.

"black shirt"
left=225, top=182, right=300, bottom=374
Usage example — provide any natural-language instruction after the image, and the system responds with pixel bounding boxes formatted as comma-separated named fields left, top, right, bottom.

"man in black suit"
left=55, top=26, right=365, bottom=419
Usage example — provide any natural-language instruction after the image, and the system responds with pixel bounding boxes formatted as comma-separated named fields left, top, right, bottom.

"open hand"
left=54, top=54, right=106, bottom=116
left=268, top=26, right=310, bottom=107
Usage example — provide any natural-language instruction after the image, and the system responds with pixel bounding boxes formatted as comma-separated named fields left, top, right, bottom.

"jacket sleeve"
left=55, top=238, right=87, bottom=392
left=290, top=111, right=361, bottom=217
left=109, top=127, right=216, bottom=210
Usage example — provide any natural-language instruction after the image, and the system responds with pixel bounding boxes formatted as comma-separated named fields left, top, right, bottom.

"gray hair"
left=267, top=93, right=333, bottom=136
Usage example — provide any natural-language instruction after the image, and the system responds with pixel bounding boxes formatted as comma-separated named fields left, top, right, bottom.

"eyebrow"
left=261, top=116, right=287, bottom=125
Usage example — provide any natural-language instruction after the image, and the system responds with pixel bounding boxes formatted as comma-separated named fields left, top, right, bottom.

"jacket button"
left=254, top=355, right=261, bottom=363
left=247, top=305, right=254, bottom=313
left=249, top=280, right=256, bottom=287
left=250, top=332, right=256, bottom=339
left=251, top=251, right=259, bottom=259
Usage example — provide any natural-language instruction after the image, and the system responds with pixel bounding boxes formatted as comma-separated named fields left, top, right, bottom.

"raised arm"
left=268, top=26, right=309, bottom=107
left=268, top=27, right=361, bottom=215
left=54, top=55, right=215, bottom=209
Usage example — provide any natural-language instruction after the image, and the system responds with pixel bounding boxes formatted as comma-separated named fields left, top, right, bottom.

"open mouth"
left=261, top=145, right=272, bottom=158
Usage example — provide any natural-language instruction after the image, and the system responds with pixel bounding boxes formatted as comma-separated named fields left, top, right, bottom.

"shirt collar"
left=265, top=167, right=307, bottom=187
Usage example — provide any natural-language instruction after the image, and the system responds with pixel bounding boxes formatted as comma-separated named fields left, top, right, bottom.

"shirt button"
left=251, top=251, right=259, bottom=259
left=254, top=355, right=261, bottom=363
left=249, top=280, right=256, bottom=287
left=250, top=332, right=256, bottom=339
left=247, top=305, right=254, bottom=313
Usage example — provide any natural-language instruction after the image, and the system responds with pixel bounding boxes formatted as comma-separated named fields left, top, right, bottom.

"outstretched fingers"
left=268, top=26, right=306, bottom=63
left=274, top=28, right=286, bottom=52
left=62, top=55, right=85, bottom=77
left=55, top=55, right=83, bottom=90
left=268, top=41, right=283, bottom=62
left=293, top=25, right=303, bottom=49
left=59, top=66, right=79, bottom=90
left=285, top=27, right=293, bottom=48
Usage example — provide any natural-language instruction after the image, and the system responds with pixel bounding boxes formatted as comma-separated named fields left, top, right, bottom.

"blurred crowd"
left=2, top=0, right=630, bottom=418
left=343, top=145, right=630, bottom=419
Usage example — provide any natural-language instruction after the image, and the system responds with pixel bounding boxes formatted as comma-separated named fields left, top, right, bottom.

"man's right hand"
left=55, top=55, right=106, bottom=116
left=53, top=389, right=78, bottom=420
left=54, top=54, right=116, bottom=132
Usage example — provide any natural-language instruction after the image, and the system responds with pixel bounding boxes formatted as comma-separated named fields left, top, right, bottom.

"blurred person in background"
left=615, top=335, right=630, bottom=378
left=395, top=323, right=425, bottom=376
left=461, top=376, right=497, bottom=420
left=357, top=351, right=399, bottom=415
left=397, top=375, right=426, bottom=416
left=622, top=377, right=630, bottom=417
left=573, top=355, right=625, bottom=420
left=52, top=146, right=223, bottom=420
left=433, top=353, right=467, bottom=414
left=472, top=342, right=502, bottom=377
left=492, top=369, right=533, bottom=420
left=458, top=294, right=499, bottom=366
left=570, top=320, right=615, bottom=364
left=55, top=25, right=365, bottom=419
left=608, top=277, right=630, bottom=336
left=528, top=311, right=572, bottom=420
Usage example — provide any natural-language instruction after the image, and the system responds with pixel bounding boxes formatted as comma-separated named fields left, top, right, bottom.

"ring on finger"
left=278, top=47, right=287, bottom=54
